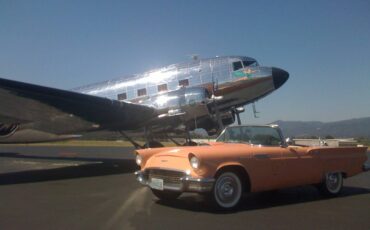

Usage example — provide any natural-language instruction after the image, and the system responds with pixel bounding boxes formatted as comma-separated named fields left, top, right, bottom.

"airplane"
left=0, top=55, right=289, bottom=147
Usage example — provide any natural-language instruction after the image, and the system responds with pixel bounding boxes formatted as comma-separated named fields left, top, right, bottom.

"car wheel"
left=212, top=171, right=243, bottom=210
left=151, top=189, right=181, bottom=200
left=319, top=172, right=343, bottom=196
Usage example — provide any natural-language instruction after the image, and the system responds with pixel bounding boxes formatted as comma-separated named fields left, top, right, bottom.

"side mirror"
left=279, top=141, right=287, bottom=148
left=285, top=137, right=294, bottom=146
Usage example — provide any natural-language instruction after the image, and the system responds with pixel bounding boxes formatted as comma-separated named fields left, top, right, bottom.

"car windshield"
left=216, top=126, right=283, bottom=146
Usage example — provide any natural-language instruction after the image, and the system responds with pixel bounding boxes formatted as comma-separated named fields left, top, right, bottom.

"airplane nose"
left=272, top=67, right=289, bottom=89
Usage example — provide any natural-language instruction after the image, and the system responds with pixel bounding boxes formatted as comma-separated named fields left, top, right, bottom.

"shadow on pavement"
left=0, top=152, right=138, bottom=185
left=155, top=185, right=370, bottom=214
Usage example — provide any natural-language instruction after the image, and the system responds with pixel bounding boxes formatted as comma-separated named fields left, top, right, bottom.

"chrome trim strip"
left=254, top=154, right=270, bottom=159
left=144, top=167, right=186, bottom=174
left=180, top=177, right=215, bottom=183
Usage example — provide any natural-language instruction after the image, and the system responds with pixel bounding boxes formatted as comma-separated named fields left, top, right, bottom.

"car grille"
left=147, top=169, right=185, bottom=185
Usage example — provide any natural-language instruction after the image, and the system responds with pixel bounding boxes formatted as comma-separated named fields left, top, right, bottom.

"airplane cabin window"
left=179, top=79, right=189, bottom=87
left=157, top=84, right=168, bottom=92
left=233, top=61, right=243, bottom=71
left=137, top=88, right=147, bottom=97
left=117, top=92, right=127, bottom=100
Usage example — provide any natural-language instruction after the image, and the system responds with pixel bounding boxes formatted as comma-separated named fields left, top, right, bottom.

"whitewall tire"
left=212, top=171, right=243, bottom=210
left=319, top=172, right=343, bottom=196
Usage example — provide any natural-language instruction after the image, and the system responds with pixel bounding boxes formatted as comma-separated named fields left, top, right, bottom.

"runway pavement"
left=0, top=146, right=369, bottom=230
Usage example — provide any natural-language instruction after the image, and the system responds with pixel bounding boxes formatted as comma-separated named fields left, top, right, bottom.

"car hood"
left=138, top=142, right=249, bottom=158
left=139, top=142, right=253, bottom=173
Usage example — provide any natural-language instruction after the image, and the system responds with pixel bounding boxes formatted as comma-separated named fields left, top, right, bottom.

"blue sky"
left=0, top=0, right=369, bottom=124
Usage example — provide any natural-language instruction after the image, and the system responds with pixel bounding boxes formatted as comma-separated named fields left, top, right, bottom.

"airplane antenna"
left=252, top=102, right=260, bottom=118
left=190, top=54, right=199, bottom=61
left=210, top=60, right=215, bottom=92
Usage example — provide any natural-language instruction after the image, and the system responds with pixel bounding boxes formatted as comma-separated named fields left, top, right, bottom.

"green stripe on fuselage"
left=232, top=70, right=252, bottom=78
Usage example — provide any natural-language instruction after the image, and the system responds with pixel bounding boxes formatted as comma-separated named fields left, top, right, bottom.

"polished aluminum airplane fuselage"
left=74, top=56, right=289, bottom=133
left=75, top=56, right=270, bottom=103
left=0, top=55, right=288, bottom=143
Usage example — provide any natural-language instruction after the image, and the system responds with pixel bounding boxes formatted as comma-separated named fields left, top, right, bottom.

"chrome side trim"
left=254, top=154, right=270, bottom=159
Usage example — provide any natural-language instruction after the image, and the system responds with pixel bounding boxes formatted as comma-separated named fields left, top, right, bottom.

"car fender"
left=215, top=162, right=249, bottom=178
left=214, top=162, right=251, bottom=192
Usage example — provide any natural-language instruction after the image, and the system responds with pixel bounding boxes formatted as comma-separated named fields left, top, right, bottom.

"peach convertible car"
left=135, top=125, right=369, bottom=209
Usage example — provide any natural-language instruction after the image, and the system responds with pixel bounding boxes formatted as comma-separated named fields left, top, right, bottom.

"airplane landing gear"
left=119, top=128, right=164, bottom=149
left=232, top=107, right=245, bottom=125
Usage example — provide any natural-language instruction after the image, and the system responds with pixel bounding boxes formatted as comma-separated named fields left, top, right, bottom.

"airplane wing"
left=0, top=77, right=156, bottom=142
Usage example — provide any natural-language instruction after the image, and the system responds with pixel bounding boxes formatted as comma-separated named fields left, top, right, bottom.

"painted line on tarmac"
left=104, top=187, right=149, bottom=230
left=14, top=160, right=39, bottom=165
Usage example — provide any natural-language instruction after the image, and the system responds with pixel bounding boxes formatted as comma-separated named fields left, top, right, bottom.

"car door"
left=245, top=146, right=285, bottom=192
left=277, top=146, right=322, bottom=188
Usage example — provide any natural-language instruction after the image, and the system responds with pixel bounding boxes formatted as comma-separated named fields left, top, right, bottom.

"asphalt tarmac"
left=0, top=146, right=369, bottom=230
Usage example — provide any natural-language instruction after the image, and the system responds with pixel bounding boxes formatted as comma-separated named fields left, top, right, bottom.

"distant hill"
left=273, top=117, right=370, bottom=138
left=79, top=117, right=370, bottom=140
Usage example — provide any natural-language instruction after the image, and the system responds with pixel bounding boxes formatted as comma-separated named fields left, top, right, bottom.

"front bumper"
left=364, top=163, right=370, bottom=172
left=135, top=170, right=214, bottom=193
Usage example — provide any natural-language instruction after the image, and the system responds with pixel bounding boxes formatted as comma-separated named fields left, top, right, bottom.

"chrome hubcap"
left=327, top=173, right=341, bottom=192
left=214, top=173, right=241, bottom=208
left=220, top=180, right=234, bottom=197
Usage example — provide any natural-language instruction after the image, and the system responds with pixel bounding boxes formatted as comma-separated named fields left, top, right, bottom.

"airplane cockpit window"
left=242, top=60, right=258, bottom=67
left=233, top=61, right=243, bottom=71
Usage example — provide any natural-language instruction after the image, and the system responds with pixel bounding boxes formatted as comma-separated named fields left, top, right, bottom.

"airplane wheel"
left=212, top=171, right=243, bottom=210
left=319, top=172, right=343, bottom=196
left=151, top=189, right=181, bottom=200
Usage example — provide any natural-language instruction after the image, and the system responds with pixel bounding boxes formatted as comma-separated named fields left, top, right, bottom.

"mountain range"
left=272, top=117, right=370, bottom=138
left=80, top=117, right=370, bottom=140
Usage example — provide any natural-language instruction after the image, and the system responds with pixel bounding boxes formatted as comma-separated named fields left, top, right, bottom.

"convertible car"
left=135, top=125, right=369, bottom=209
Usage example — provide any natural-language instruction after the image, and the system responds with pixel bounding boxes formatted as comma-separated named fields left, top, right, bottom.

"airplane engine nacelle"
left=141, top=87, right=211, bottom=120
left=182, top=87, right=211, bottom=121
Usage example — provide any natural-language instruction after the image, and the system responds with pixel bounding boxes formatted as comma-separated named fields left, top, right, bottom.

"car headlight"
left=189, top=155, right=200, bottom=169
left=136, top=154, right=142, bottom=166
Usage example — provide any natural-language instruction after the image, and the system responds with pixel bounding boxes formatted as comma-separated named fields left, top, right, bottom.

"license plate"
left=149, top=178, right=164, bottom=190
